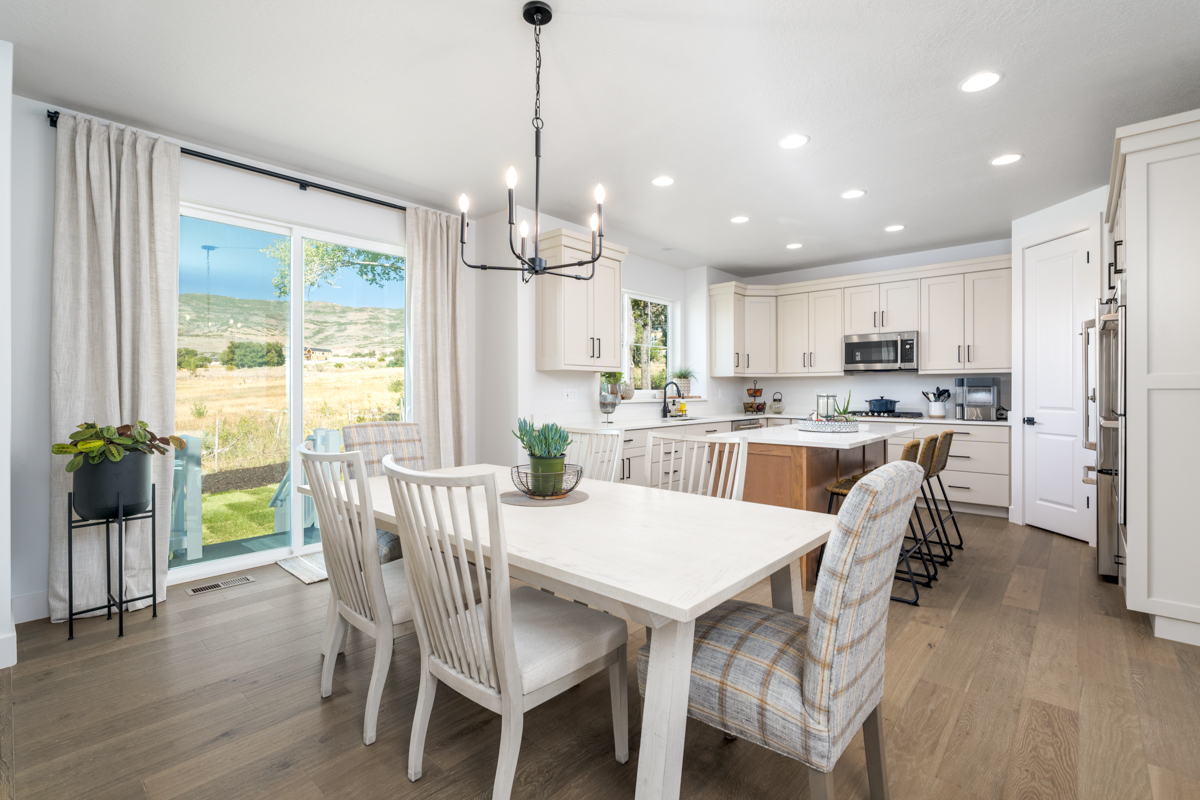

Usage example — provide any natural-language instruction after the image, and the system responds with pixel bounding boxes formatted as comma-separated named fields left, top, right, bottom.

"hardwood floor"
left=9, top=513, right=1200, bottom=799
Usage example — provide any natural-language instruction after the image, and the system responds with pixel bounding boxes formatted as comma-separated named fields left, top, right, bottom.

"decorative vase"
left=528, top=455, right=566, bottom=496
left=675, top=378, right=691, bottom=397
left=71, top=450, right=152, bottom=521
left=599, top=382, right=622, bottom=424
left=769, top=392, right=785, bottom=414
left=620, top=383, right=634, bottom=400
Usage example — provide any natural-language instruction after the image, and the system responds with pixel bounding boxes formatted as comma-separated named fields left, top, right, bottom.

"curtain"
left=407, top=207, right=467, bottom=469
left=48, top=115, right=180, bottom=622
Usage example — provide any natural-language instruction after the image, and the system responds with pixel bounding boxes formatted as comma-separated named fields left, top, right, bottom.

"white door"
left=744, top=295, right=776, bottom=374
left=920, top=274, right=965, bottom=371
left=965, top=268, right=1012, bottom=369
left=1023, top=231, right=1096, bottom=540
left=843, top=284, right=880, bottom=335
left=776, top=292, right=809, bottom=373
left=808, top=288, right=843, bottom=374
left=879, top=279, right=920, bottom=332
left=591, top=257, right=622, bottom=368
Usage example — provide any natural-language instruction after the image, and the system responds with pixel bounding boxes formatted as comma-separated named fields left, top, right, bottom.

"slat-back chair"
left=382, top=459, right=630, bottom=800
left=298, top=443, right=415, bottom=746
left=563, top=426, right=624, bottom=482
left=643, top=431, right=748, bottom=501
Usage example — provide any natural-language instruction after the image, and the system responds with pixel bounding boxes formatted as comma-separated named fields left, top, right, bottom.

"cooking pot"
left=868, top=396, right=898, bottom=414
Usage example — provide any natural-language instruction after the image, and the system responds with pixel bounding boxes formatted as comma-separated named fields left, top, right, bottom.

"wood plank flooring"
left=7, top=513, right=1200, bottom=799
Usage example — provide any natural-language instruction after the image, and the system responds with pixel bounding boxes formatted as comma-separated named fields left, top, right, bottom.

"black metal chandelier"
left=458, top=1, right=605, bottom=282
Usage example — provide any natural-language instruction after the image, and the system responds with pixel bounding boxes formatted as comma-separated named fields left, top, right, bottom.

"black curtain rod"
left=47, top=110, right=406, bottom=212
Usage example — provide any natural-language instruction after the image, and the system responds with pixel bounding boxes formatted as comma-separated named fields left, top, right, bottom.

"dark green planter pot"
left=528, top=455, right=566, bottom=496
left=72, top=451, right=152, bottom=521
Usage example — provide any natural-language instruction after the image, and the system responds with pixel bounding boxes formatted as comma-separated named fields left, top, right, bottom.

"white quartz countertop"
left=616, top=413, right=1008, bottom=431
left=710, top=423, right=918, bottom=450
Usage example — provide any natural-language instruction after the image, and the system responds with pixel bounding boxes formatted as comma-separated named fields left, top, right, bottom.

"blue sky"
left=179, top=215, right=405, bottom=310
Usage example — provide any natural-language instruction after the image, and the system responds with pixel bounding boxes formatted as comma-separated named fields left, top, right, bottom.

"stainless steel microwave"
left=843, top=331, right=918, bottom=371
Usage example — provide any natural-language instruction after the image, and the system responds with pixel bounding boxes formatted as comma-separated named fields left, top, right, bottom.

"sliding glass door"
left=171, top=207, right=405, bottom=572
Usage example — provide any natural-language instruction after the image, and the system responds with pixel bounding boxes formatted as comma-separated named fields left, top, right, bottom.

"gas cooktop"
left=853, top=410, right=924, bottom=418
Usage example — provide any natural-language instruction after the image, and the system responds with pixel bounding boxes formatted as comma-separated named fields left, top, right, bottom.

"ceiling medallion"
left=458, top=1, right=606, bottom=282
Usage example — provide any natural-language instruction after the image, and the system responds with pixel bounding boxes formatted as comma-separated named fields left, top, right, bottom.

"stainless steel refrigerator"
left=1084, top=286, right=1125, bottom=582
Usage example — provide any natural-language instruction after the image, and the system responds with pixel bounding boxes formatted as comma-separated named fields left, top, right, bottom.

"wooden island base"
left=742, top=440, right=887, bottom=590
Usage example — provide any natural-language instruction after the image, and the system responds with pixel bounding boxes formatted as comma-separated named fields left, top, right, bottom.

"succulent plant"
left=51, top=421, right=186, bottom=473
left=512, top=418, right=572, bottom=459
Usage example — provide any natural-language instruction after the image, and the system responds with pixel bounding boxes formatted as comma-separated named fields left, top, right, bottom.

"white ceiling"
left=4, top=0, right=1200, bottom=276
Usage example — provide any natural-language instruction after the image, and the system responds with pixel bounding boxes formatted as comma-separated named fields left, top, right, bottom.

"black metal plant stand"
left=66, top=486, right=157, bottom=640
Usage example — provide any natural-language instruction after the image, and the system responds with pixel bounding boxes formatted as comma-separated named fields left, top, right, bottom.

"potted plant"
left=52, top=421, right=186, bottom=521
left=670, top=366, right=696, bottom=397
left=602, top=371, right=634, bottom=400
left=512, top=418, right=572, bottom=496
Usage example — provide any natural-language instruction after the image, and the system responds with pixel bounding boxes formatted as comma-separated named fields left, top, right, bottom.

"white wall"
left=0, top=40, right=17, bottom=666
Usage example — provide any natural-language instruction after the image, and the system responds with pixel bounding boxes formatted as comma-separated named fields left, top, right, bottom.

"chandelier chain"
left=533, top=23, right=543, bottom=130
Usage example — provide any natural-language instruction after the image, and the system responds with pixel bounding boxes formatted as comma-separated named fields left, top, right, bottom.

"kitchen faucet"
left=662, top=381, right=682, bottom=418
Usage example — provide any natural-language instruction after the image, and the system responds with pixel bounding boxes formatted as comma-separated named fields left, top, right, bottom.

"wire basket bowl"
left=511, top=464, right=583, bottom=500
left=795, top=419, right=860, bottom=433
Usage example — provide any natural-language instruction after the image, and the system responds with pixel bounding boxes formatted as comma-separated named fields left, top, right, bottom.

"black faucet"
left=662, top=381, right=682, bottom=418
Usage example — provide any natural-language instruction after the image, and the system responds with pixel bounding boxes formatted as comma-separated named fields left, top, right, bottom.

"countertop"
left=615, top=413, right=1009, bottom=431
left=710, top=423, right=919, bottom=450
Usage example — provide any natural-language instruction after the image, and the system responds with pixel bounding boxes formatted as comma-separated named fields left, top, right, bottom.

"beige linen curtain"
left=48, top=115, right=180, bottom=622
left=407, top=207, right=468, bottom=469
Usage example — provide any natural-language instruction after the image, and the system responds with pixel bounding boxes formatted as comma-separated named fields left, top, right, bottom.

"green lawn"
left=201, top=485, right=280, bottom=544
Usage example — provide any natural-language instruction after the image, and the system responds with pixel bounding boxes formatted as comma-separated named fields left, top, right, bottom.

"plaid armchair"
left=342, top=422, right=427, bottom=564
left=637, top=461, right=924, bottom=797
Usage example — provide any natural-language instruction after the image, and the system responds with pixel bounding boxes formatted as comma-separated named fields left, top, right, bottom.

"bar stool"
left=924, top=430, right=964, bottom=552
left=911, top=434, right=954, bottom=568
left=891, top=438, right=937, bottom=604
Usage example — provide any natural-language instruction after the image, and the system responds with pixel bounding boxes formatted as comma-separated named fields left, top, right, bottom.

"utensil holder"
left=928, top=400, right=947, bottom=419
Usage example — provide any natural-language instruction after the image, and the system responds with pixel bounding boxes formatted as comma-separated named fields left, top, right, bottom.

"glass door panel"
left=171, top=215, right=292, bottom=567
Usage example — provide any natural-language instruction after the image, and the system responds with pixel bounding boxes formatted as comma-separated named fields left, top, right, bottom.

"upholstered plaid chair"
left=637, top=461, right=925, bottom=800
left=342, top=422, right=427, bottom=564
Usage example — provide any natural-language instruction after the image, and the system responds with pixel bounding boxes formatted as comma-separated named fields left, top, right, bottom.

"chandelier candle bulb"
left=590, top=213, right=599, bottom=257
left=458, top=194, right=469, bottom=244
left=506, top=167, right=517, bottom=224
left=520, top=219, right=529, bottom=258
left=594, top=184, right=605, bottom=236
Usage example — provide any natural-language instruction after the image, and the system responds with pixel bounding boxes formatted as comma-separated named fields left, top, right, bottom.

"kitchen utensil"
left=868, top=396, right=898, bottom=414
left=769, top=392, right=785, bottom=414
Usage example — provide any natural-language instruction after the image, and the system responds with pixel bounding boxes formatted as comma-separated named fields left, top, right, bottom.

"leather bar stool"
left=919, top=432, right=957, bottom=565
left=929, top=431, right=965, bottom=551
left=891, top=438, right=937, bottom=604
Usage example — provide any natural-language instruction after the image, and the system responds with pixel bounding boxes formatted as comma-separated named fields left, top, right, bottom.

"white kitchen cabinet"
left=535, top=229, right=627, bottom=371
left=843, top=284, right=880, bottom=335
left=743, top=294, right=777, bottom=375
left=880, top=279, right=920, bottom=332
left=776, top=292, right=809, bottom=374
left=964, top=269, right=1012, bottom=370
left=710, top=285, right=746, bottom=377
left=808, top=289, right=843, bottom=375
left=920, top=274, right=966, bottom=371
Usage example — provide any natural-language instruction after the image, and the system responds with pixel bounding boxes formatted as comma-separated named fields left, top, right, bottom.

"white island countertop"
left=710, top=423, right=918, bottom=450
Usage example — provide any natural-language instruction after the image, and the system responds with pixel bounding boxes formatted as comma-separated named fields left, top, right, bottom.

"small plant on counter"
left=670, top=366, right=696, bottom=396
left=601, top=372, right=624, bottom=386
left=830, top=390, right=856, bottom=421
left=51, top=421, right=186, bottom=473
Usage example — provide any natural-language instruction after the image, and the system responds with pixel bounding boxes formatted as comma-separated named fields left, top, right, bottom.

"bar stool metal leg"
left=67, top=493, right=74, bottom=640
left=117, top=492, right=124, bottom=638
left=936, top=475, right=965, bottom=550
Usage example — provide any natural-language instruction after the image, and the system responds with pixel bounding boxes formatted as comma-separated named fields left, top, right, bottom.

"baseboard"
left=1152, top=615, right=1200, bottom=647
left=955, top=502, right=1009, bottom=519
left=13, top=591, right=49, bottom=624
left=0, top=625, right=15, bottom=668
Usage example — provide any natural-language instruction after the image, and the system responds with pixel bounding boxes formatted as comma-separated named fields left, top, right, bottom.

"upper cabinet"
left=710, top=285, right=746, bottom=376
left=919, top=268, right=1011, bottom=372
left=536, top=229, right=627, bottom=371
left=774, top=288, right=843, bottom=376
left=776, top=292, right=809, bottom=374
left=844, top=279, right=920, bottom=334
left=743, top=293, right=777, bottom=375
left=844, top=284, right=879, bottom=335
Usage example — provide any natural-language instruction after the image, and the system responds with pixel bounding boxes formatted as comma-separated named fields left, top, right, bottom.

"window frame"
left=622, top=291, right=677, bottom=401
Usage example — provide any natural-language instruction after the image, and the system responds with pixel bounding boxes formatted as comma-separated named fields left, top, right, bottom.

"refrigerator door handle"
left=1117, top=304, right=1126, bottom=525
left=1083, top=465, right=1097, bottom=485
left=1082, top=317, right=1096, bottom=451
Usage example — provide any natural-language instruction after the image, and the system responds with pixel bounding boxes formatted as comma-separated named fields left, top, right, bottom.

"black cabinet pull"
left=597, top=338, right=601, bottom=358
left=948, top=485, right=970, bottom=490
left=874, top=311, right=877, bottom=328
left=948, top=454, right=970, bottom=458
left=747, top=353, right=750, bottom=369
left=735, top=352, right=739, bottom=367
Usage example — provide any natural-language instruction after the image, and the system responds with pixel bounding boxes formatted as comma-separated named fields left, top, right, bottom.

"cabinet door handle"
left=623, top=438, right=633, bottom=443
left=705, top=429, right=719, bottom=433
left=590, top=337, right=595, bottom=358
left=948, top=485, right=971, bottom=490
left=810, top=352, right=814, bottom=367
left=948, top=454, right=970, bottom=458
left=958, top=345, right=962, bottom=363
left=735, top=352, right=739, bottom=367
left=882, top=310, right=885, bottom=327
left=874, top=311, right=877, bottom=328
left=597, top=338, right=601, bottom=358
left=967, top=344, right=971, bottom=362
left=803, top=352, right=807, bottom=368
left=747, top=353, right=750, bottom=369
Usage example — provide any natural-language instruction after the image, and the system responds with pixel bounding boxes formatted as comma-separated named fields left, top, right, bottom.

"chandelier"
left=458, top=1, right=606, bottom=282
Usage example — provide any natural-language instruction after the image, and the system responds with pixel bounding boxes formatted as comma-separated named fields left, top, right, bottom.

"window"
left=624, top=294, right=670, bottom=393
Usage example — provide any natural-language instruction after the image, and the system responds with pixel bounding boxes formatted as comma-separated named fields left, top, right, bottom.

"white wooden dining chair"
left=563, top=426, right=624, bottom=482
left=643, top=431, right=748, bottom=501
left=382, top=457, right=630, bottom=800
left=298, top=442, right=415, bottom=746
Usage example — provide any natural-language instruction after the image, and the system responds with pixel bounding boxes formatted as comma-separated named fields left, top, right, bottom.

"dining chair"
left=636, top=461, right=925, bottom=800
left=563, top=426, right=624, bottom=482
left=382, top=458, right=630, bottom=800
left=343, top=421, right=427, bottom=564
left=643, top=431, right=748, bottom=501
left=298, top=442, right=415, bottom=746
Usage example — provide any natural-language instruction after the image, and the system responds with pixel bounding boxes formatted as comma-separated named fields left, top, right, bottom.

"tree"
left=629, top=299, right=669, bottom=390
left=262, top=239, right=405, bottom=298
left=218, top=341, right=268, bottom=369
left=176, top=348, right=200, bottom=368
left=264, top=341, right=285, bottom=367
left=386, top=347, right=404, bottom=368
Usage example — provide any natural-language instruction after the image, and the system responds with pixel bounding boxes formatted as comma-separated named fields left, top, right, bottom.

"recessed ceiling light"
left=990, top=153, right=1022, bottom=166
left=960, top=72, right=1001, bottom=92
left=651, top=176, right=674, bottom=186
left=731, top=216, right=749, bottom=224
left=786, top=243, right=802, bottom=249
left=778, top=133, right=810, bottom=149
left=885, top=224, right=905, bottom=232
left=841, top=189, right=866, bottom=199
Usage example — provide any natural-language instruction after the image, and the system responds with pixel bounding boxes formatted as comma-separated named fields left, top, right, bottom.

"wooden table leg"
left=770, top=559, right=806, bottom=612
left=634, top=618, right=696, bottom=800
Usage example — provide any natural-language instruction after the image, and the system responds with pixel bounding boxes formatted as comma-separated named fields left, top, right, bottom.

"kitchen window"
left=623, top=293, right=671, bottom=397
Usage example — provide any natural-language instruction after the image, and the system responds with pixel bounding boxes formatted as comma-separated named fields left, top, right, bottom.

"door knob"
left=1023, top=416, right=1037, bottom=426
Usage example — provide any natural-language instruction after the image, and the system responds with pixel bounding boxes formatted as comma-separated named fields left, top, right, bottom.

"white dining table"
left=300, top=463, right=834, bottom=800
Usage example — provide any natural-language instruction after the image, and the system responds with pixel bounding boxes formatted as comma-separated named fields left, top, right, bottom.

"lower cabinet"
left=887, top=424, right=1011, bottom=507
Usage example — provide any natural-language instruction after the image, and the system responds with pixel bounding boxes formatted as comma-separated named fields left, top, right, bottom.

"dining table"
left=299, top=463, right=835, bottom=800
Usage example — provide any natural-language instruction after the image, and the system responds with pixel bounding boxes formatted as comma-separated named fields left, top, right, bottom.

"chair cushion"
left=380, top=559, right=415, bottom=627
left=509, top=586, right=628, bottom=695
left=636, top=599, right=831, bottom=769
left=376, top=528, right=402, bottom=564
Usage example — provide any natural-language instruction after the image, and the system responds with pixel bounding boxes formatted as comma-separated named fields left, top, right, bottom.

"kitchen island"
left=712, top=423, right=918, bottom=587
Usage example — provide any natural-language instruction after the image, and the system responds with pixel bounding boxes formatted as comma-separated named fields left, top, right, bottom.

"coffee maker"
left=955, top=377, right=1001, bottom=421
